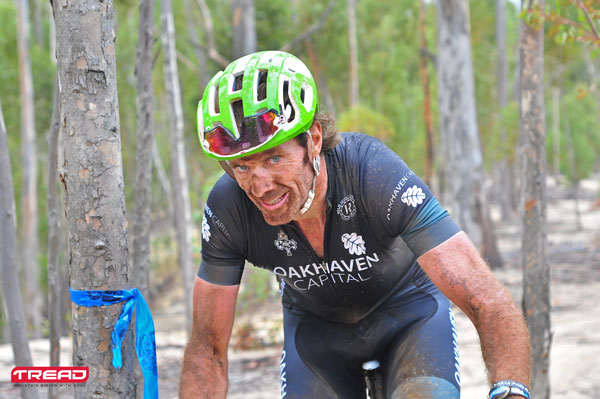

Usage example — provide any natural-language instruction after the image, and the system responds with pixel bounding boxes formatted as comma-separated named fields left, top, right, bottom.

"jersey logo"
left=341, top=232, right=366, bottom=256
left=202, top=214, right=211, bottom=242
left=337, top=195, right=356, bottom=221
left=401, top=185, right=426, bottom=208
left=275, top=231, right=298, bottom=256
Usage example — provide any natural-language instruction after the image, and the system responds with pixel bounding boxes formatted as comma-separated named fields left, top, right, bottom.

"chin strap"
left=300, top=153, right=320, bottom=214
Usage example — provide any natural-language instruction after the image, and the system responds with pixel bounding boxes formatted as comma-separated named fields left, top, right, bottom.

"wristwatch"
left=488, top=380, right=530, bottom=399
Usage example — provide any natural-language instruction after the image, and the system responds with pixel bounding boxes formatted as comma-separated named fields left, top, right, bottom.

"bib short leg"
left=279, top=284, right=461, bottom=399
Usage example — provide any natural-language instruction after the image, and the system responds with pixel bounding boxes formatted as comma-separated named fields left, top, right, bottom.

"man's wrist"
left=488, top=380, right=530, bottom=399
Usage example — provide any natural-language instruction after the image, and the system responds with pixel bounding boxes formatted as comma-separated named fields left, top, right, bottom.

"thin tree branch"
left=577, top=0, right=600, bottom=40
left=194, top=0, right=230, bottom=68
left=280, top=0, right=339, bottom=52
left=177, top=49, right=197, bottom=71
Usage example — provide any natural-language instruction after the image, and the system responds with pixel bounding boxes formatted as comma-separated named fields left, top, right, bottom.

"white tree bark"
left=47, top=75, right=62, bottom=399
left=495, top=0, right=516, bottom=219
left=347, top=0, right=359, bottom=107
left=436, top=0, right=502, bottom=267
left=232, top=0, right=256, bottom=58
left=53, top=1, right=135, bottom=396
left=161, top=0, right=195, bottom=332
left=132, top=0, right=156, bottom=300
left=519, top=1, right=551, bottom=397
left=0, top=98, right=39, bottom=399
left=15, top=0, right=43, bottom=339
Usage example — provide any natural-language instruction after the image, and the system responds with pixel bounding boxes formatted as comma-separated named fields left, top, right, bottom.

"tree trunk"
left=1, top=300, right=10, bottom=343
left=495, top=0, right=516, bottom=220
left=161, top=0, right=195, bottom=332
left=153, top=141, right=174, bottom=222
left=15, top=0, right=43, bottom=339
left=519, top=1, right=551, bottom=398
left=419, top=0, right=435, bottom=187
left=232, top=0, right=256, bottom=58
left=435, top=0, right=503, bottom=268
left=0, top=98, right=39, bottom=399
left=183, top=0, right=208, bottom=86
left=47, top=75, right=62, bottom=399
left=304, top=39, right=336, bottom=114
left=33, top=0, right=43, bottom=46
left=133, top=0, right=156, bottom=301
left=53, top=1, right=136, bottom=397
left=552, top=86, right=560, bottom=182
left=347, top=0, right=359, bottom=107
left=564, top=119, right=583, bottom=230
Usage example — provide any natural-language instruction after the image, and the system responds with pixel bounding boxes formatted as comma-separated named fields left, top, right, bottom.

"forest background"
left=0, top=0, right=599, bottom=397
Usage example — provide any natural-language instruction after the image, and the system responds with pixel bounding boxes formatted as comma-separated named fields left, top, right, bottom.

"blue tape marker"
left=70, top=288, right=158, bottom=399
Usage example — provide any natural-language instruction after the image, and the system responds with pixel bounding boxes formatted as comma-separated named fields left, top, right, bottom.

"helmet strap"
left=300, top=131, right=320, bottom=214
left=219, top=161, right=236, bottom=180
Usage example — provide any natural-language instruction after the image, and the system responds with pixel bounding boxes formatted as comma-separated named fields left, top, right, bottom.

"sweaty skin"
left=228, top=123, right=326, bottom=228
left=418, top=232, right=531, bottom=392
left=181, top=127, right=531, bottom=398
left=180, top=278, right=238, bottom=398
left=180, top=126, right=326, bottom=399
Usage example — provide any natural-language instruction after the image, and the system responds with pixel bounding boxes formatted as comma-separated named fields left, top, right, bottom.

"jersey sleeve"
left=197, top=174, right=247, bottom=286
left=354, top=135, right=461, bottom=257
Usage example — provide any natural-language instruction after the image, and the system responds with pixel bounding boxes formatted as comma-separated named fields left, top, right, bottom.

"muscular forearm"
left=472, top=286, right=531, bottom=386
left=180, top=342, right=229, bottom=399
left=417, top=233, right=531, bottom=393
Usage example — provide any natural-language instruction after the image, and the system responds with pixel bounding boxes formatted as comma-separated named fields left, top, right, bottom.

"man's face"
left=228, top=138, right=314, bottom=226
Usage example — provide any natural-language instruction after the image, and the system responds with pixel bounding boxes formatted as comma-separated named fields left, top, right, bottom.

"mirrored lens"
left=204, top=109, right=281, bottom=156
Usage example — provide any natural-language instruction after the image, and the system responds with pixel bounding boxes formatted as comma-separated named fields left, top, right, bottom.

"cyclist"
left=180, top=51, right=531, bottom=399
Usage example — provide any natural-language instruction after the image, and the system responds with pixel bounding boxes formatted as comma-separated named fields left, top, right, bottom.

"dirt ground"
left=1, top=177, right=599, bottom=398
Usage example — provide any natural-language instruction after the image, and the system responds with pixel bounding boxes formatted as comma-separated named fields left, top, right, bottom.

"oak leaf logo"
left=202, top=214, right=211, bottom=242
left=341, top=232, right=366, bottom=256
left=401, top=185, right=426, bottom=208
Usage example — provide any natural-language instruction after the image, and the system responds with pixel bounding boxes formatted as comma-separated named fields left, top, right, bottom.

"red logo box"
left=11, top=367, right=89, bottom=383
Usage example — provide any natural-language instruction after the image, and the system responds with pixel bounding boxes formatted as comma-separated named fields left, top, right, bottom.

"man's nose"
left=249, top=167, right=274, bottom=197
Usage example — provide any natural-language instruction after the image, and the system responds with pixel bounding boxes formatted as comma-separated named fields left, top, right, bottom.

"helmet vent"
left=213, top=84, right=220, bottom=114
left=257, top=70, right=268, bottom=101
left=282, top=80, right=295, bottom=123
left=232, top=74, right=244, bottom=92
left=300, top=88, right=305, bottom=104
left=231, top=99, right=244, bottom=136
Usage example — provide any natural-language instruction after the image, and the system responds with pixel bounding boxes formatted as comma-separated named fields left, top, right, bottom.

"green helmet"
left=198, top=51, right=319, bottom=160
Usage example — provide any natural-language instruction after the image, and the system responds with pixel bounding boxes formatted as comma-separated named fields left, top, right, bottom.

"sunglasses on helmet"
left=202, top=108, right=285, bottom=157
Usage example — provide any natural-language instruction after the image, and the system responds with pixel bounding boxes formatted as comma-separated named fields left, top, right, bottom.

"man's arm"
left=417, top=232, right=531, bottom=390
left=180, top=276, right=240, bottom=399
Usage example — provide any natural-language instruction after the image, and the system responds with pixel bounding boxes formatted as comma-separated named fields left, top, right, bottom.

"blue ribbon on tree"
left=69, top=288, right=158, bottom=399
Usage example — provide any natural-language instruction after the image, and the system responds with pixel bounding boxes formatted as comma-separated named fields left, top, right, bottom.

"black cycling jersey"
left=198, top=132, right=460, bottom=324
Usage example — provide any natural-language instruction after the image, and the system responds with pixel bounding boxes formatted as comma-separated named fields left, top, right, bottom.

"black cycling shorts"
left=278, top=281, right=461, bottom=399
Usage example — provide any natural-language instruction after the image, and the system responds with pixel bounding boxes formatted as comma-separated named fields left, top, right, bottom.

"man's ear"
left=309, top=121, right=323, bottom=157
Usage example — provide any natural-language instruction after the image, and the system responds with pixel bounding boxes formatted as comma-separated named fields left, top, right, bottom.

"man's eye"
left=270, top=156, right=281, bottom=163
left=234, top=164, right=248, bottom=172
